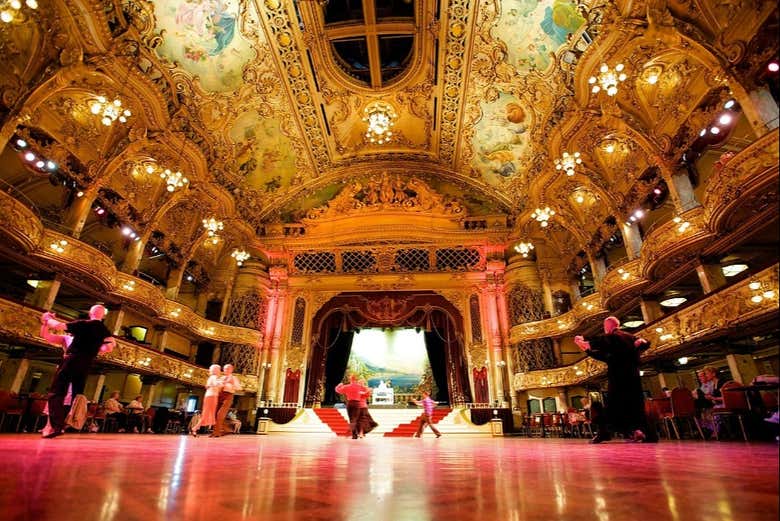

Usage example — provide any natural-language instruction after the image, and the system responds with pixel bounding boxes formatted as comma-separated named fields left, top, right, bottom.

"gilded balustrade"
left=0, top=296, right=259, bottom=392
left=0, top=190, right=261, bottom=347
left=509, top=292, right=607, bottom=344
left=513, top=264, right=779, bottom=390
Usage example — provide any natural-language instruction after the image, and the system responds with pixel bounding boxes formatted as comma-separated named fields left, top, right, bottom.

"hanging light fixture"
left=1, top=0, right=37, bottom=24
left=231, top=249, right=250, bottom=266
left=514, top=242, right=534, bottom=258
left=90, top=95, right=132, bottom=126
left=202, top=218, right=223, bottom=245
left=589, top=63, right=627, bottom=96
left=555, top=151, right=582, bottom=176
left=362, top=101, right=397, bottom=145
left=531, top=207, right=555, bottom=227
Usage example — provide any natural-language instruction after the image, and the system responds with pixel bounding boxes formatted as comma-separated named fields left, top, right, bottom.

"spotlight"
left=724, top=100, right=735, bottom=109
left=121, top=226, right=132, bottom=236
left=699, top=129, right=706, bottom=137
left=24, top=152, right=35, bottom=161
left=76, top=191, right=84, bottom=197
left=46, top=160, right=56, bottom=170
left=16, top=139, right=27, bottom=148
left=718, top=114, right=732, bottom=125
left=677, top=357, right=689, bottom=365
left=653, top=188, right=662, bottom=195
left=96, top=207, right=105, bottom=215
left=186, top=275, right=194, bottom=282
left=35, top=160, right=44, bottom=169
left=710, top=126, right=720, bottom=135
left=768, top=62, right=779, bottom=73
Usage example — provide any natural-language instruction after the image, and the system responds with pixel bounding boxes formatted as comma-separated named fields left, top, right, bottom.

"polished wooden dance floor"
left=0, top=434, right=777, bottom=521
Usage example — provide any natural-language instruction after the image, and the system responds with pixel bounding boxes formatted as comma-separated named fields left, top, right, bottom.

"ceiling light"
left=555, top=151, right=582, bottom=176
left=660, top=297, right=687, bottom=308
left=623, top=320, right=644, bottom=328
left=202, top=217, right=223, bottom=244
left=768, top=62, right=779, bottom=73
left=90, top=96, right=132, bottom=126
left=589, top=63, right=627, bottom=96
left=748, top=281, right=761, bottom=290
left=45, top=160, right=56, bottom=170
left=724, top=100, right=735, bottom=109
left=763, top=290, right=775, bottom=299
left=531, top=207, right=555, bottom=227
left=362, top=101, right=397, bottom=145
left=653, top=188, right=662, bottom=195
left=639, top=370, right=645, bottom=376
left=76, top=191, right=84, bottom=197
left=699, top=129, right=707, bottom=137
left=710, top=126, right=720, bottom=135
left=575, top=194, right=584, bottom=204
left=677, top=357, right=689, bottom=365
left=35, top=160, right=44, bottom=169
left=718, top=114, right=732, bottom=125
left=721, top=264, right=748, bottom=277
left=646, top=74, right=658, bottom=85
left=24, top=151, right=35, bottom=161
left=16, top=138, right=26, bottom=148
left=231, top=249, right=250, bottom=266
left=514, top=242, right=534, bottom=258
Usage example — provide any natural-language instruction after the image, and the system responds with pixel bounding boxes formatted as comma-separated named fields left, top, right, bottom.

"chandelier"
left=514, top=242, right=534, bottom=258
left=555, top=151, right=582, bottom=176
left=90, top=95, right=132, bottom=126
left=362, top=101, right=397, bottom=145
left=202, top=218, right=223, bottom=245
left=231, top=249, right=250, bottom=266
left=0, top=0, right=37, bottom=23
left=531, top=207, right=555, bottom=227
left=589, top=63, right=627, bottom=96
left=140, top=162, right=189, bottom=192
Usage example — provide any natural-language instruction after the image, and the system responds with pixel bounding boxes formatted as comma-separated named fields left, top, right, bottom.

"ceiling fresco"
left=153, top=0, right=257, bottom=92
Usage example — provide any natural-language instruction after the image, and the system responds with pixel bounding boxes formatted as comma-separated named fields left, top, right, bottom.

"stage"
left=0, top=434, right=777, bottom=521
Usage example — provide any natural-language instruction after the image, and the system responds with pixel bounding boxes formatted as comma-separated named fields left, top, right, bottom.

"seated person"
left=226, top=409, right=242, bottom=434
left=104, top=391, right=127, bottom=432
left=125, top=395, right=145, bottom=433
left=694, top=366, right=725, bottom=436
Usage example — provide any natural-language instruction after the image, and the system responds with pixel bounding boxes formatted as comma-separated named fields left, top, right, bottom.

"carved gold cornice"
left=513, top=264, right=779, bottom=390
left=0, top=296, right=258, bottom=392
left=0, top=190, right=261, bottom=347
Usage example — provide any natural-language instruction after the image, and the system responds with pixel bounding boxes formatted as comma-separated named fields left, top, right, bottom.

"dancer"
left=191, top=364, right=222, bottom=437
left=335, top=374, right=369, bottom=439
left=574, top=316, right=654, bottom=443
left=41, top=306, right=115, bottom=438
left=356, top=379, right=378, bottom=438
left=213, top=364, right=242, bottom=437
left=413, top=391, right=442, bottom=438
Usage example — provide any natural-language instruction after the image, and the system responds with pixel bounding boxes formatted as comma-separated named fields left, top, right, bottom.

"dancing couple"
left=191, top=363, right=242, bottom=437
left=335, top=374, right=377, bottom=439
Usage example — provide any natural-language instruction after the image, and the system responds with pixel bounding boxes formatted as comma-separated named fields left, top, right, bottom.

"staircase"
left=313, top=408, right=351, bottom=436
left=384, top=408, right=451, bottom=437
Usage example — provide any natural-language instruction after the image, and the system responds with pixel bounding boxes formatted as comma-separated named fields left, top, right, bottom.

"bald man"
left=42, top=305, right=115, bottom=438
left=574, top=316, right=654, bottom=443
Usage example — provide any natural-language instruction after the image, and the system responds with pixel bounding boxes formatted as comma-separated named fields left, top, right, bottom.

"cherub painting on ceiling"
left=154, top=0, right=256, bottom=92
left=472, top=93, right=530, bottom=186
left=494, top=0, right=585, bottom=72
left=230, top=111, right=297, bottom=194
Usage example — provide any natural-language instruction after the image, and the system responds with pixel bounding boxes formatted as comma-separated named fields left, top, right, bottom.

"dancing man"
left=213, top=364, right=242, bottom=437
left=335, top=374, right=369, bottom=439
left=413, top=391, right=442, bottom=438
left=40, top=305, right=115, bottom=438
left=574, top=316, right=654, bottom=443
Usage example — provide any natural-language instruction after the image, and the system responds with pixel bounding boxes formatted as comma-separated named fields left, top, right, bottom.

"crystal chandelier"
left=202, top=218, right=223, bottom=245
left=555, top=151, right=582, bottom=176
left=362, top=101, right=397, bottom=145
left=90, top=96, right=132, bottom=126
left=531, top=207, right=555, bottom=227
left=231, top=249, right=250, bottom=266
left=140, top=162, right=189, bottom=192
left=0, top=0, right=37, bottom=23
left=589, top=64, right=627, bottom=96
left=514, top=242, right=534, bottom=258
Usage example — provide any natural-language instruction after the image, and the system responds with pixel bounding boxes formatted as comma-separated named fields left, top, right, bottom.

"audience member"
left=104, top=391, right=127, bottom=432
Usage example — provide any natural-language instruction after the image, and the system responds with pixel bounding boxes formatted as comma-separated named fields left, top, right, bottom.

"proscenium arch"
left=303, top=291, right=473, bottom=407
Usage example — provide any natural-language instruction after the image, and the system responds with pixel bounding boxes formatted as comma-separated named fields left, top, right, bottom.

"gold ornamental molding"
left=0, top=296, right=258, bottom=392
left=509, top=292, right=607, bottom=344
left=0, top=191, right=261, bottom=347
left=513, top=264, right=780, bottom=391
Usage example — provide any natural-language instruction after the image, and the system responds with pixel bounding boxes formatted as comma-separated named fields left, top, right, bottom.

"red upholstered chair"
left=667, top=388, right=705, bottom=440
left=0, top=391, right=24, bottom=432
left=28, top=398, right=48, bottom=432
left=712, top=381, right=750, bottom=441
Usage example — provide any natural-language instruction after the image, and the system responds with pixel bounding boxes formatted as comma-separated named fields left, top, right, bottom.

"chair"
left=28, top=398, right=48, bottom=432
left=712, top=381, right=750, bottom=441
left=0, top=391, right=24, bottom=432
left=667, top=388, right=705, bottom=440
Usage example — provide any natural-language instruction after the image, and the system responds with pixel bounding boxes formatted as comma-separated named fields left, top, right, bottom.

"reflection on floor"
left=1, top=434, right=777, bottom=521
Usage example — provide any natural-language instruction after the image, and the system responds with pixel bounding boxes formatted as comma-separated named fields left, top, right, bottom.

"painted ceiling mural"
left=153, top=0, right=256, bottom=92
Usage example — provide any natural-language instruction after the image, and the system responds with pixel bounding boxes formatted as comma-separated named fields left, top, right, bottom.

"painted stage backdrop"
left=346, top=328, right=430, bottom=394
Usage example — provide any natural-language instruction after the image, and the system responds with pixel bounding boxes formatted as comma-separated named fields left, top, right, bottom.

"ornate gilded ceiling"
left=0, top=0, right=775, bottom=274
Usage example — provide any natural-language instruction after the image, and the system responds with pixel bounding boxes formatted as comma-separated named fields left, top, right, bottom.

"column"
left=121, top=237, right=146, bottom=274
left=165, top=266, right=186, bottom=300
left=556, top=388, right=569, bottom=412
left=30, top=275, right=62, bottom=310
left=540, top=276, right=554, bottom=317
left=587, top=253, right=607, bottom=287
left=621, top=222, right=643, bottom=260
left=639, top=297, right=664, bottom=323
left=104, top=307, right=125, bottom=336
left=747, top=87, right=779, bottom=132
left=91, top=374, right=106, bottom=403
left=726, top=354, right=759, bottom=384
left=657, top=372, right=679, bottom=390
left=483, top=285, right=504, bottom=406
left=9, top=359, right=30, bottom=394
left=153, top=327, right=169, bottom=353
left=695, top=259, right=727, bottom=294
left=140, top=376, right=161, bottom=408
left=62, top=187, right=100, bottom=238
left=666, top=167, right=700, bottom=213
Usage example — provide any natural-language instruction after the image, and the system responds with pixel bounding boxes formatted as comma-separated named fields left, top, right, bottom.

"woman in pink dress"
left=191, top=364, right=222, bottom=437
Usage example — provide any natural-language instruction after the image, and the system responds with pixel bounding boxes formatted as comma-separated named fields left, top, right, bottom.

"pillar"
left=587, top=253, right=607, bottom=287
left=556, top=388, right=569, bottom=412
left=639, top=297, right=664, bottom=323
left=657, top=372, right=679, bottom=391
left=62, top=187, right=100, bottom=238
left=695, top=260, right=727, bottom=294
left=104, top=307, right=125, bottom=336
left=30, top=275, right=62, bottom=310
left=726, top=354, right=759, bottom=384
left=9, top=359, right=30, bottom=394
left=91, top=374, right=106, bottom=403
left=667, top=168, right=700, bottom=213
left=140, top=376, right=161, bottom=408
left=153, top=327, right=169, bottom=353
left=165, top=266, right=186, bottom=300
left=747, top=87, right=779, bottom=132
left=121, top=238, right=146, bottom=274
left=621, top=222, right=643, bottom=259
left=195, top=291, right=209, bottom=316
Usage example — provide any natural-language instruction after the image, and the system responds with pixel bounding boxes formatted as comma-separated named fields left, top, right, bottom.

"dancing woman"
left=356, top=379, right=378, bottom=438
left=191, top=364, right=222, bottom=437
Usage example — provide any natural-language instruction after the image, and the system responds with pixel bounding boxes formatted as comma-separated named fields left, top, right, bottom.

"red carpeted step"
left=383, top=409, right=452, bottom=437
left=313, top=408, right=351, bottom=436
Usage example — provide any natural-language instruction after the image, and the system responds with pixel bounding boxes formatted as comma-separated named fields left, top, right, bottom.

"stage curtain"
left=424, top=329, right=449, bottom=403
left=283, top=369, right=301, bottom=403
left=473, top=367, right=489, bottom=403
left=323, top=329, right=355, bottom=405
